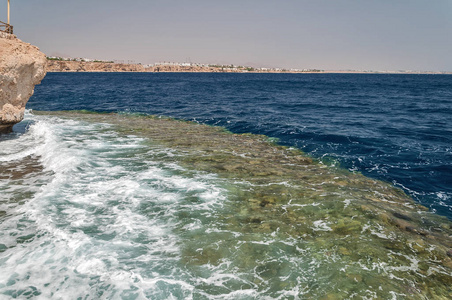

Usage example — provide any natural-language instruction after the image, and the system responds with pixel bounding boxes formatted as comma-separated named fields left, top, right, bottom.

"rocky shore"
left=47, top=60, right=450, bottom=74
left=46, top=60, right=149, bottom=73
left=46, top=60, right=302, bottom=73
left=0, top=34, right=47, bottom=133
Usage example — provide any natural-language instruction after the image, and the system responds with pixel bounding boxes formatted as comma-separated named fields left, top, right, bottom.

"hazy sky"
left=4, top=0, right=452, bottom=71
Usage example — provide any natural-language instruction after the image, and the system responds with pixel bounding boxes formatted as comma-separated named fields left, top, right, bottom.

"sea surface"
left=1, top=73, right=451, bottom=299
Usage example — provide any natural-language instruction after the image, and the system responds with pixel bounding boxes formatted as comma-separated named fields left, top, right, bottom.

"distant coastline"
left=46, top=59, right=320, bottom=73
left=46, top=58, right=451, bottom=74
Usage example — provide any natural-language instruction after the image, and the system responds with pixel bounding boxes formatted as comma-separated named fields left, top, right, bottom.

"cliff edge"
left=0, top=33, right=47, bottom=133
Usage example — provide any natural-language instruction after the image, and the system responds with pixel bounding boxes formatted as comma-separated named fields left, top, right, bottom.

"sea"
left=0, top=73, right=451, bottom=299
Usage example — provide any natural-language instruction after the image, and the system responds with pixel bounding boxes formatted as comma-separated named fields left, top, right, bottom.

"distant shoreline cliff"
left=0, top=33, right=47, bottom=133
left=45, top=60, right=452, bottom=74
left=46, top=60, right=321, bottom=73
left=46, top=60, right=149, bottom=73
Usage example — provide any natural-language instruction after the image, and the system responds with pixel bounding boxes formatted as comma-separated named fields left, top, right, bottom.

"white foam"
left=312, top=220, right=332, bottom=231
left=0, top=113, right=228, bottom=298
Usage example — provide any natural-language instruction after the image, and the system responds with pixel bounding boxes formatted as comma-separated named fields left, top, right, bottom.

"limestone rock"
left=0, top=34, right=47, bottom=133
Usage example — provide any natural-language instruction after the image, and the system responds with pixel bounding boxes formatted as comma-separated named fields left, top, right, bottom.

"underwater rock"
left=393, top=211, right=413, bottom=221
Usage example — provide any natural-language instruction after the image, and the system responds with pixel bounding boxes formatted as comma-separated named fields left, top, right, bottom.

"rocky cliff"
left=46, top=60, right=149, bottom=72
left=46, top=60, right=222, bottom=73
left=46, top=61, right=288, bottom=73
left=0, top=33, right=47, bottom=133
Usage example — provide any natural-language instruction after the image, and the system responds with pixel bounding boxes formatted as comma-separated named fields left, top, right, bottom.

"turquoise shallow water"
left=1, top=111, right=451, bottom=299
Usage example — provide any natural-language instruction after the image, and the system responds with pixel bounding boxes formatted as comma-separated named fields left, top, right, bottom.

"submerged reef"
left=34, top=111, right=452, bottom=298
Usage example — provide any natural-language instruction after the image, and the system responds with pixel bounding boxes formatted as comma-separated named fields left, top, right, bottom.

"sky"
left=3, top=0, right=452, bottom=71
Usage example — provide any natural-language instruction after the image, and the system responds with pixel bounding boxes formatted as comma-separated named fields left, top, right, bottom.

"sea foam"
left=0, top=114, right=227, bottom=299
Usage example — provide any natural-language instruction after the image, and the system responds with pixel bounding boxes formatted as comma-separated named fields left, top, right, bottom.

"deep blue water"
left=27, top=73, right=452, bottom=219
